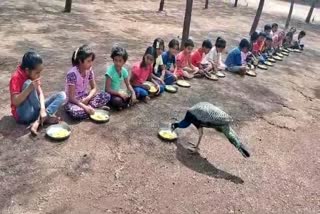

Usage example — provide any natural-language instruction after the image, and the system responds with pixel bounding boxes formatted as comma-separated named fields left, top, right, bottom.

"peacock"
left=171, top=102, right=250, bottom=158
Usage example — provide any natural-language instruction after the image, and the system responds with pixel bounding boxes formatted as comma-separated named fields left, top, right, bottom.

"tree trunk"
left=305, top=0, right=316, bottom=23
left=249, top=0, right=265, bottom=35
left=285, top=0, right=295, bottom=29
left=159, top=0, right=165, bottom=12
left=181, top=0, right=193, bottom=50
left=234, top=0, right=238, bottom=7
left=64, top=0, right=72, bottom=13
left=205, top=0, right=209, bottom=9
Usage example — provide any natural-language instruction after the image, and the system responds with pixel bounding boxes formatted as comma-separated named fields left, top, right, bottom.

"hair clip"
left=73, top=47, right=79, bottom=60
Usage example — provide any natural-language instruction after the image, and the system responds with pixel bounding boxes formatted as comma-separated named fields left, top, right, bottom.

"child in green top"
left=105, top=46, right=137, bottom=110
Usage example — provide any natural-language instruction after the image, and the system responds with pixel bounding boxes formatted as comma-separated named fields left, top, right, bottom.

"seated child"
left=10, top=51, right=66, bottom=135
left=225, top=39, right=251, bottom=75
left=282, top=32, right=294, bottom=49
left=176, top=39, right=199, bottom=79
left=65, top=45, right=111, bottom=119
left=252, top=32, right=266, bottom=55
left=271, top=23, right=279, bottom=36
left=260, top=35, right=274, bottom=61
left=153, top=38, right=175, bottom=85
left=291, top=30, right=306, bottom=50
left=202, top=37, right=227, bottom=72
left=130, top=47, right=164, bottom=102
left=105, top=46, right=137, bottom=110
left=264, top=24, right=272, bottom=37
left=191, top=39, right=213, bottom=77
left=162, top=39, right=180, bottom=83
left=273, top=31, right=285, bottom=51
left=252, top=32, right=267, bottom=63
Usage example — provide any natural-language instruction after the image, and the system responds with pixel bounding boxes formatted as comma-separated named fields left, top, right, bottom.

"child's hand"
left=40, top=109, right=47, bottom=126
left=30, top=78, right=41, bottom=90
left=81, top=97, right=90, bottom=105
left=120, top=93, right=129, bottom=100
left=155, top=84, right=161, bottom=95
left=84, top=105, right=95, bottom=115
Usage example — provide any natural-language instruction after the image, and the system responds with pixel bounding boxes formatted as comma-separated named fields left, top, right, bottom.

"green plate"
left=165, top=85, right=178, bottom=93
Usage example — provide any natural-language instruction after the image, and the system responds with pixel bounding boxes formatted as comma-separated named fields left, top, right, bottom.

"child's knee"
left=57, top=91, right=67, bottom=102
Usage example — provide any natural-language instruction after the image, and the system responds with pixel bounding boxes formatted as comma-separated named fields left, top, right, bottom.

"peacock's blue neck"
left=177, top=119, right=192, bottom=129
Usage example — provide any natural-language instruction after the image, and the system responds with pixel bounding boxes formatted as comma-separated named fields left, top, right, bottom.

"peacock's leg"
left=195, top=127, right=204, bottom=149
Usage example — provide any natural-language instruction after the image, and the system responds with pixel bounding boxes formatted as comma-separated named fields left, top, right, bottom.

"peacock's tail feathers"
left=220, top=126, right=250, bottom=158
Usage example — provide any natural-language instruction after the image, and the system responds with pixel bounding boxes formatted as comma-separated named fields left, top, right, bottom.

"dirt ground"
left=0, top=0, right=319, bottom=213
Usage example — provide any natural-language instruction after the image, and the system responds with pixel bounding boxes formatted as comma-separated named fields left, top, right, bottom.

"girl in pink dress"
left=65, top=45, right=110, bottom=119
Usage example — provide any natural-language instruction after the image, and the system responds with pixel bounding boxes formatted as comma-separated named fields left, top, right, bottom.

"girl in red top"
left=130, top=47, right=164, bottom=102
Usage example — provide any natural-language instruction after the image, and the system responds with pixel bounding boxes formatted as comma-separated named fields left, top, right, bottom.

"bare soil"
left=0, top=0, right=319, bottom=213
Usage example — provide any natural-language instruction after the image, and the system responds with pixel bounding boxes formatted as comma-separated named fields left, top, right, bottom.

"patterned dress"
left=65, top=66, right=110, bottom=119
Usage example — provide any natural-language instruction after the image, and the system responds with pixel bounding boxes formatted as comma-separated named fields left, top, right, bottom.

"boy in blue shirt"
left=161, top=39, right=180, bottom=84
left=225, top=39, right=251, bottom=75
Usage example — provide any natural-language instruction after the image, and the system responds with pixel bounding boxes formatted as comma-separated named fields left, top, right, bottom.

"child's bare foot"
left=142, top=96, right=150, bottom=103
left=44, top=116, right=60, bottom=125
left=30, top=119, right=40, bottom=136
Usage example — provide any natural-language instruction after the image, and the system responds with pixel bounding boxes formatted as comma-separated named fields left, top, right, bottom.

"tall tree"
left=285, top=0, right=295, bottom=29
left=181, top=0, right=193, bottom=49
left=204, top=0, right=209, bottom=9
left=305, top=0, right=317, bottom=23
left=234, top=0, right=238, bottom=7
left=159, top=0, right=165, bottom=12
left=64, top=0, right=72, bottom=13
left=249, top=0, right=265, bottom=35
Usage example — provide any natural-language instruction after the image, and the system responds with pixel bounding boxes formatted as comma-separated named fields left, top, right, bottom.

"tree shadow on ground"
left=175, top=141, right=244, bottom=184
left=0, top=116, right=30, bottom=141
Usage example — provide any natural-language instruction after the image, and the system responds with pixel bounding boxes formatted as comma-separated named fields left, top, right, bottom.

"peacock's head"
left=171, top=122, right=179, bottom=131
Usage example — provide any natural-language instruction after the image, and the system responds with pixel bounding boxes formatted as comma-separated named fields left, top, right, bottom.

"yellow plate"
left=158, top=130, right=178, bottom=141
left=273, top=56, right=283, bottom=61
left=264, top=61, right=273, bottom=66
left=216, top=71, right=225, bottom=78
left=246, top=70, right=257, bottom=77
left=176, top=80, right=191, bottom=88
left=149, top=86, right=157, bottom=93
left=258, top=64, right=268, bottom=70
left=276, top=53, right=284, bottom=57
left=165, top=85, right=178, bottom=93
left=282, top=52, right=289, bottom=56
left=90, top=110, right=110, bottom=123
left=46, top=123, right=71, bottom=141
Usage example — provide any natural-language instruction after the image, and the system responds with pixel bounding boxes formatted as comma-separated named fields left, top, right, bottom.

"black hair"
left=286, top=31, right=294, bottom=39
left=111, top=46, right=128, bottom=62
left=21, top=50, right=43, bottom=70
left=202, top=39, right=213, bottom=49
left=299, top=30, right=306, bottom=37
left=215, top=37, right=226, bottom=49
left=168, top=39, right=180, bottom=49
left=153, top=38, right=165, bottom=50
left=140, top=46, right=156, bottom=68
left=72, top=45, right=95, bottom=66
left=264, top=24, right=272, bottom=31
left=184, top=39, right=194, bottom=48
left=272, top=23, right=278, bottom=28
left=258, top=32, right=267, bottom=38
left=250, top=31, right=259, bottom=42
left=266, top=35, right=273, bottom=41
left=239, top=39, right=251, bottom=49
